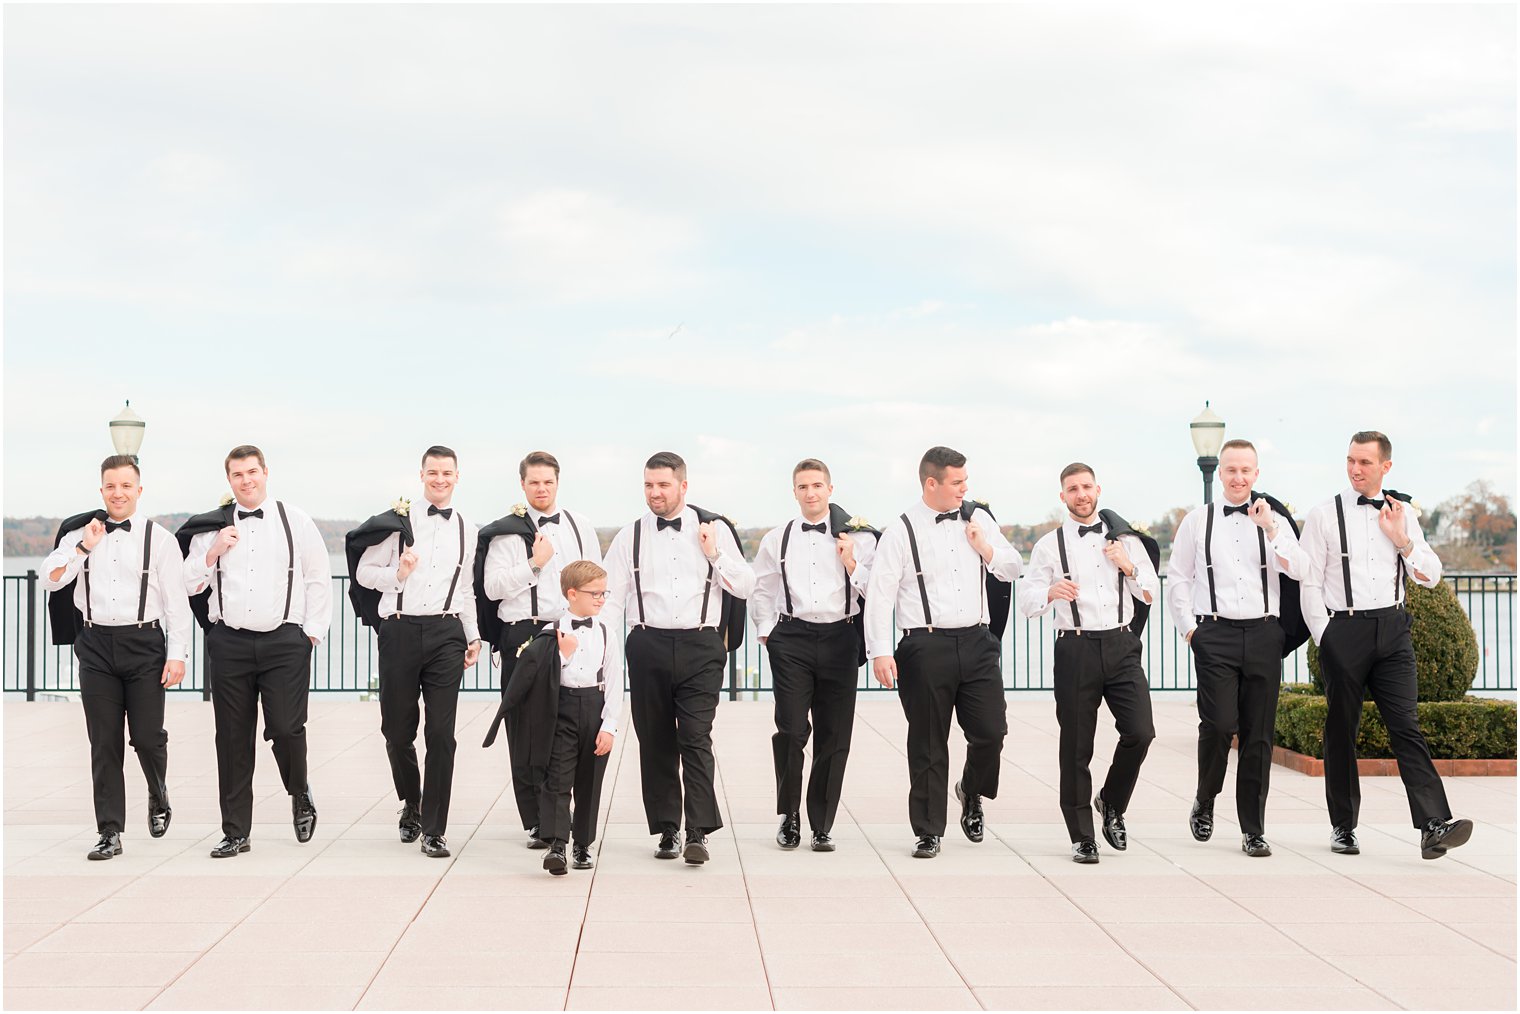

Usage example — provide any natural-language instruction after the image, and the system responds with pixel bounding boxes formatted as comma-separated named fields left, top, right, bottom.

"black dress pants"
left=537, top=686, right=611, bottom=847
left=378, top=615, right=466, bottom=836
left=207, top=622, right=312, bottom=839
left=1319, top=609, right=1451, bottom=830
left=76, top=624, right=169, bottom=835
left=767, top=618, right=859, bottom=833
left=1053, top=628, right=1155, bottom=843
left=894, top=625, right=1006, bottom=838
left=625, top=626, right=726, bottom=835
left=497, top=617, right=546, bottom=830
left=1191, top=617, right=1284, bottom=835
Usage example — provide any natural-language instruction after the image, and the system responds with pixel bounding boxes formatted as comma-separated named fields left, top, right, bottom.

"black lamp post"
left=1190, top=402, right=1225, bottom=505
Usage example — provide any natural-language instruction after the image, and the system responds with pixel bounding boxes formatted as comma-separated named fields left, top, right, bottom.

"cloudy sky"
left=5, top=4, right=1514, bottom=531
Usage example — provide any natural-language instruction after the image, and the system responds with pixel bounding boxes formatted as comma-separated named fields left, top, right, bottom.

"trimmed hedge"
left=1276, top=691, right=1516, bottom=760
left=1307, top=578, right=1479, bottom=702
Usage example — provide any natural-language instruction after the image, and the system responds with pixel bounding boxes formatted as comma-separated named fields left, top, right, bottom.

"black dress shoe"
left=810, top=831, right=836, bottom=852
left=209, top=835, right=251, bottom=859
left=1420, top=817, right=1474, bottom=860
left=148, top=797, right=172, bottom=839
left=420, top=834, right=450, bottom=858
left=955, top=781, right=985, bottom=843
left=1241, top=833, right=1272, bottom=858
left=292, top=787, right=317, bottom=844
left=655, top=830, right=680, bottom=859
left=1095, top=793, right=1127, bottom=851
left=87, top=832, right=122, bottom=861
left=777, top=812, right=801, bottom=850
left=572, top=843, right=593, bottom=869
left=911, top=834, right=940, bottom=858
left=543, top=844, right=568, bottom=876
left=1189, top=797, right=1214, bottom=842
left=1331, top=826, right=1360, bottom=855
left=683, top=831, right=710, bottom=865
left=1071, top=838, right=1100, bottom=864
left=527, top=826, right=549, bottom=850
left=398, top=803, right=423, bottom=845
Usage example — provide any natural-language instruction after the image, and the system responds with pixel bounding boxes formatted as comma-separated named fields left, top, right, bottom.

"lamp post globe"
left=109, top=401, right=146, bottom=462
left=1190, top=402, right=1226, bottom=505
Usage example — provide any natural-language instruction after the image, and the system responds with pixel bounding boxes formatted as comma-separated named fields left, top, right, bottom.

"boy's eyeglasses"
left=577, top=590, right=611, bottom=601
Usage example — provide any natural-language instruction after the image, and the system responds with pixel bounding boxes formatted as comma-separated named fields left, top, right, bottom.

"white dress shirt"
left=1017, top=516, right=1160, bottom=633
left=864, top=499, right=1024, bottom=659
left=482, top=506, right=601, bottom=623
left=1299, top=488, right=1442, bottom=643
left=551, top=613, right=624, bottom=735
left=1166, top=498, right=1308, bottom=637
left=42, top=512, right=194, bottom=662
left=184, top=498, right=333, bottom=643
left=602, top=506, right=755, bottom=632
left=356, top=505, right=480, bottom=643
left=752, top=513, right=877, bottom=636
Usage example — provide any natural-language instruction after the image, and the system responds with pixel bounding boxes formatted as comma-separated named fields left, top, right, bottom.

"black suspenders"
left=276, top=501, right=295, bottom=623
left=900, top=514, right=933, bottom=628
left=778, top=520, right=796, bottom=617
left=83, top=523, right=156, bottom=625
left=1203, top=506, right=1272, bottom=618
left=596, top=625, right=607, bottom=692
left=565, top=513, right=585, bottom=556
left=531, top=513, right=584, bottom=621
left=1055, top=527, right=1082, bottom=630
left=401, top=514, right=466, bottom=614
left=632, top=518, right=647, bottom=626
left=1334, top=494, right=1354, bottom=611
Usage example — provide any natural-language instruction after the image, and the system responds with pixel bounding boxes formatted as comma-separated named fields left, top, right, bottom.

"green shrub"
left=1275, top=690, right=1516, bottom=759
left=1306, top=579, right=1479, bottom=701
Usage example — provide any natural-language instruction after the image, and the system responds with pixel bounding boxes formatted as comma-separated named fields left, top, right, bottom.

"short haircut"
left=918, top=446, right=966, bottom=484
left=793, top=458, right=831, bottom=482
left=1060, top=461, right=1095, bottom=483
left=519, top=450, right=560, bottom=479
left=561, top=559, right=607, bottom=594
left=421, top=445, right=457, bottom=468
left=225, top=444, right=266, bottom=472
left=1220, top=439, right=1257, bottom=456
left=645, top=451, right=687, bottom=480
left=1350, top=430, right=1393, bottom=461
left=100, top=454, right=140, bottom=480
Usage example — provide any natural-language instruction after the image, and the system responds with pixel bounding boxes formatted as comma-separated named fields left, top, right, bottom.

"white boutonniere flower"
left=219, top=493, right=235, bottom=508
left=847, top=515, right=871, bottom=531
left=1282, top=502, right=1297, bottom=516
left=1408, top=499, right=1423, bottom=519
left=511, top=503, right=528, bottom=517
left=391, top=497, right=412, bottom=517
left=515, top=637, right=533, bottom=658
left=1132, top=524, right=1152, bottom=538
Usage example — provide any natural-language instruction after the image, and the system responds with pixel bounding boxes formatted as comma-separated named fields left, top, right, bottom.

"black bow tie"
left=657, top=516, right=682, bottom=532
left=934, top=511, right=959, bottom=524
left=237, top=508, right=263, bottom=521
left=537, top=513, right=560, bottom=527
left=105, top=519, right=131, bottom=534
left=570, top=617, right=593, bottom=630
left=1078, top=523, right=1103, bottom=537
left=801, top=522, right=827, bottom=534
left=1357, top=495, right=1385, bottom=511
left=428, top=505, right=453, bottom=520
left=1222, top=502, right=1250, bottom=517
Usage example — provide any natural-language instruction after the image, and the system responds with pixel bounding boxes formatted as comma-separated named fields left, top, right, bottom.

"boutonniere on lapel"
left=391, top=497, right=412, bottom=517
left=1281, top=502, right=1297, bottom=517
left=219, top=493, right=235, bottom=508
left=846, top=515, right=872, bottom=531
left=516, top=637, right=533, bottom=658
left=511, top=503, right=528, bottom=517
left=1407, top=499, right=1424, bottom=519
left=1132, top=524, right=1152, bottom=538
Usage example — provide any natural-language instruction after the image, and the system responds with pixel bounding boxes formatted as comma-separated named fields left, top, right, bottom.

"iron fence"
left=3, top=572, right=1514, bottom=700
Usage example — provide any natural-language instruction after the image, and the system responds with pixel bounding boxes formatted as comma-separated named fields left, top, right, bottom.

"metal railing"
left=5, top=571, right=1513, bottom=699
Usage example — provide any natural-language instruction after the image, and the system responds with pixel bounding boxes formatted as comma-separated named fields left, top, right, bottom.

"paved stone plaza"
left=3, top=696, right=1515, bottom=1010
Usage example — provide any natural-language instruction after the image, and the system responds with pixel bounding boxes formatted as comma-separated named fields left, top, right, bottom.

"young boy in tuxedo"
left=488, top=560, right=620, bottom=874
